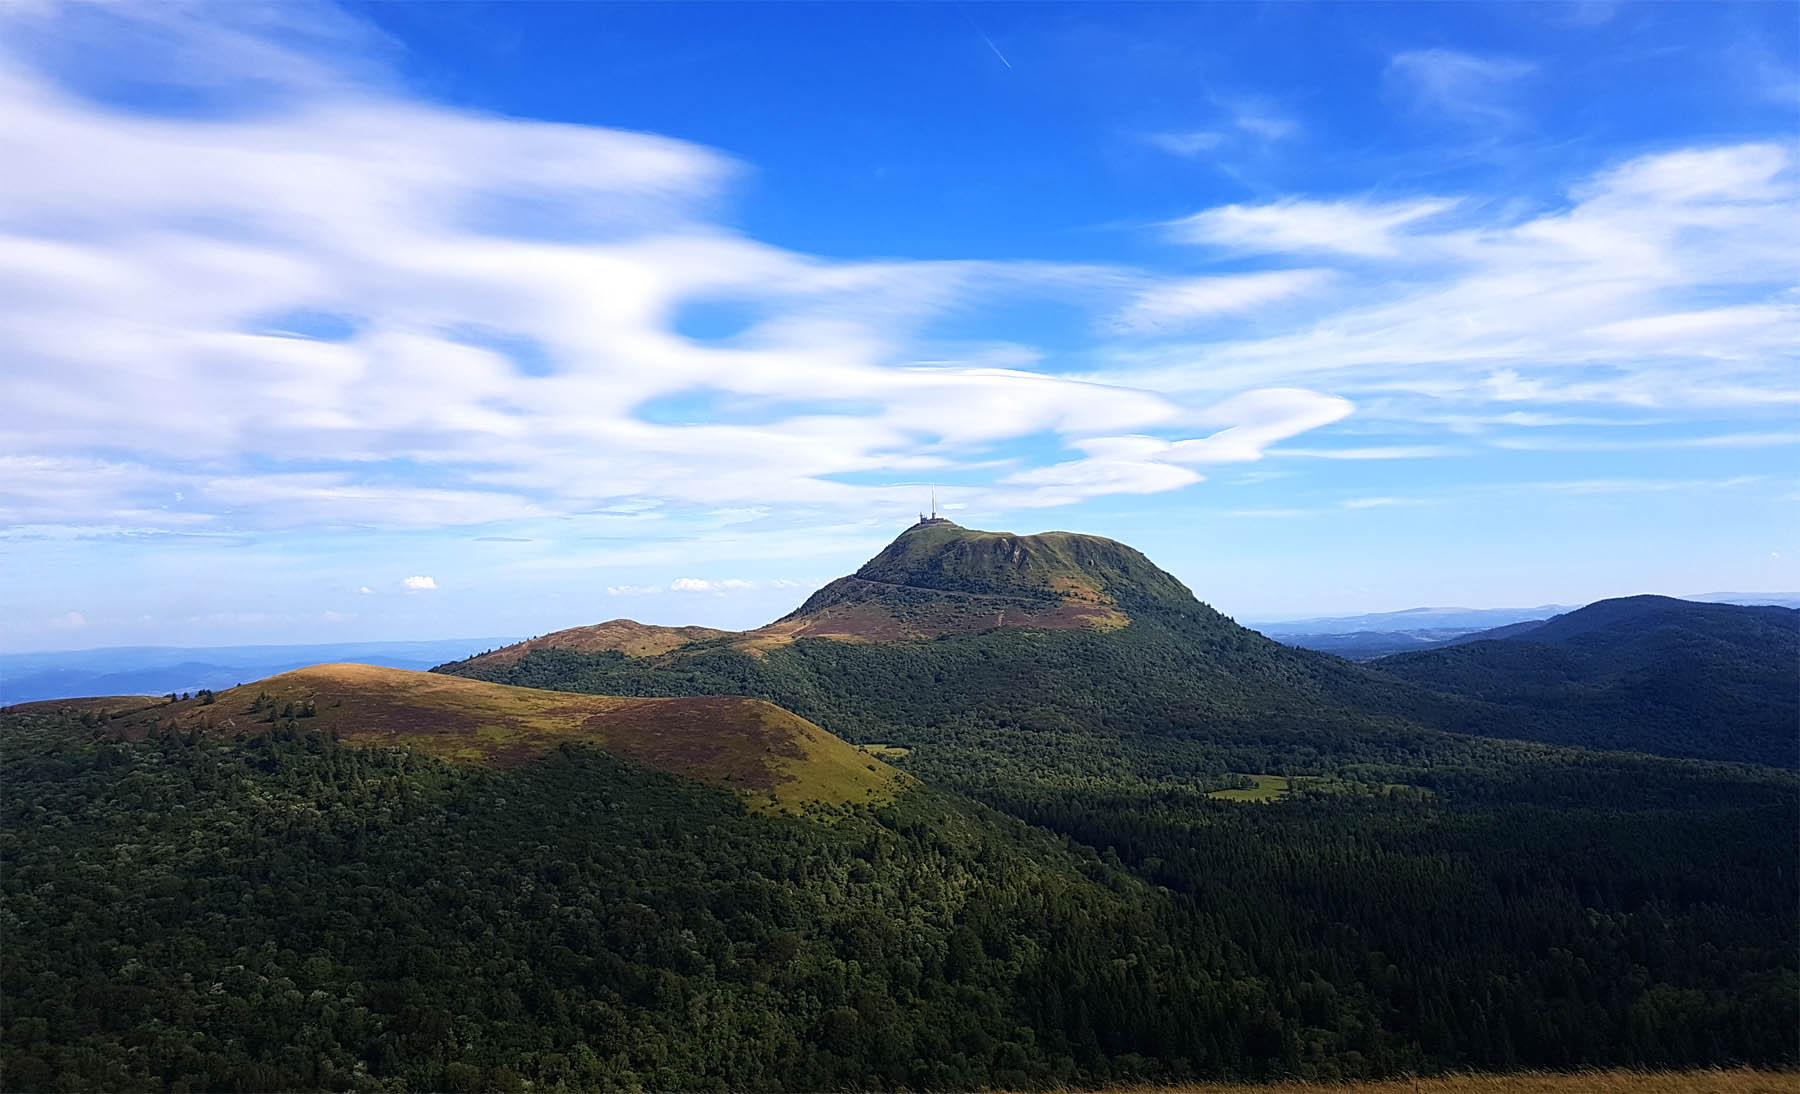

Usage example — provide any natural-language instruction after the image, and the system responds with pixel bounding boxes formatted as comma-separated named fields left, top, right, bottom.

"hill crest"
left=460, top=519, right=1207, bottom=664
left=90, top=664, right=909, bottom=813
left=1372, top=596, right=1799, bottom=767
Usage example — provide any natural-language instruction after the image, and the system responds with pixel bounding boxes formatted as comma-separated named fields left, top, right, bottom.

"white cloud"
left=1341, top=496, right=1430, bottom=509
left=1228, top=103, right=1298, bottom=143
left=1491, top=432, right=1800, bottom=452
left=670, top=577, right=755, bottom=593
left=1143, top=99, right=1297, bottom=158
left=0, top=1, right=1788, bottom=559
left=1169, top=388, right=1356, bottom=464
left=401, top=575, right=437, bottom=591
left=989, top=387, right=1355, bottom=508
left=1274, top=446, right=1454, bottom=460
left=0, top=3, right=1365, bottom=537
left=50, top=610, right=86, bottom=630
left=358, top=585, right=374, bottom=595
left=1111, top=143, right=1799, bottom=419
left=1166, top=198, right=1456, bottom=257
left=1113, top=270, right=1332, bottom=333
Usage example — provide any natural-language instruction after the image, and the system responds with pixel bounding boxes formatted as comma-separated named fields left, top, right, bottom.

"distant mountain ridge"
left=1255, top=593, right=1798, bottom=659
left=1372, top=595, right=1800, bottom=767
left=1252, top=604, right=1575, bottom=636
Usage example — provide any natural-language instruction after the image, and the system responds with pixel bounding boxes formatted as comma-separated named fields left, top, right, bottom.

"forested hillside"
left=3, top=707, right=1794, bottom=1090
left=1372, top=596, right=1799, bottom=767
left=426, top=522, right=1800, bottom=1084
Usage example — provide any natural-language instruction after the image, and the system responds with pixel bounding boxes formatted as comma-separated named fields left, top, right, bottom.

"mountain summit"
left=466, top=519, right=1212, bottom=662
left=445, top=519, right=1800, bottom=770
left=768, top=519, right=1200, bottom=642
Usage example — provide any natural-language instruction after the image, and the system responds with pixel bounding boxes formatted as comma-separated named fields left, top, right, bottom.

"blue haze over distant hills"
left=1, top=639, right=520, bottom=706
left=1248, top=594, right=1800, bottom=660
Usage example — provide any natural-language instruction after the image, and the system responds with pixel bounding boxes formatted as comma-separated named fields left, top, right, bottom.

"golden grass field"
left=40, top=663, right=910, bottom=815
left=1096, top=1068, right=1797, bottom=1093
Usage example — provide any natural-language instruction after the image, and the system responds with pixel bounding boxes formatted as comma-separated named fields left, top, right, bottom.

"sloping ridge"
left=105, top=664, right=909, bottom=813
left=1424, top=594, right=1800, bottom=656
left=1373, top=596, right=1800, bottom=767
left=846, top=519, right=1193, bottom=603
left=760, top=520, right=1202, bottom=640
left=458, top=520, right=1207, bottom=665
left=472, top=619, right=732, bottom=666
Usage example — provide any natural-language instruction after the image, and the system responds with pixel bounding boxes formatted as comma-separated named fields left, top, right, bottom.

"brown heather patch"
left=462, top=618, right=732, bottom=668
left=460, top=537, right=1140, bottom=667
left=110, top=663, right=908, bottom=815
left=747, top=576, right=1129, bottom=645
left=1087, top=1068, right=1796, bottom=1094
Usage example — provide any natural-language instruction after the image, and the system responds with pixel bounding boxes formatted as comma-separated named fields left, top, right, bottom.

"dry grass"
left=465, top=619, right=730, bottom=666
left=1208, top=774, right=1293, bottom=802
left=1096, top=1068, right=1796, bottom=1093
left=115, top=663, right=910, bottom=816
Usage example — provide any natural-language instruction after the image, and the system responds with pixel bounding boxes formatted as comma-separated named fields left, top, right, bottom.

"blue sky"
left=2, top=0, right=1795, bottom=651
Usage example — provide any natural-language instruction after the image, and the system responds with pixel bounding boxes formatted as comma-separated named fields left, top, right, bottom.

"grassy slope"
left=472, top=619, right=732, bottom=666
left=1207, top=774, right=1291, bottom=802
left=107, top=663, right=908, bottom=813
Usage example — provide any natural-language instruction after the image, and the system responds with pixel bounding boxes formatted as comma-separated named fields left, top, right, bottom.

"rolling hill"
left=9, top=663, right=907, bottom=813
left=6, top=683, right=1284, bottom=1091
left=1370, top=595, right=1800, bottom=766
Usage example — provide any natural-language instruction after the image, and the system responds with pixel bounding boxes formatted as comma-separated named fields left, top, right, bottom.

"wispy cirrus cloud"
left=1144, top=98, right=1298, bottom=159
left=1166, top=197, right=1457, bottom=257
left=1111, top=270, right=1332, bottom=333
left=0, top=1, right=1354, bottom=540
left=1386, top=48, right=1536, bottom=128
left=1110, top=143, right=1799, bottom=434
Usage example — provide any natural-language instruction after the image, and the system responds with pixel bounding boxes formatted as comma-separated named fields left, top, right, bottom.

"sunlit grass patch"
left=1208, top=773, right=1290, bottom=801
left=112, top=663, right=909, bottom=817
